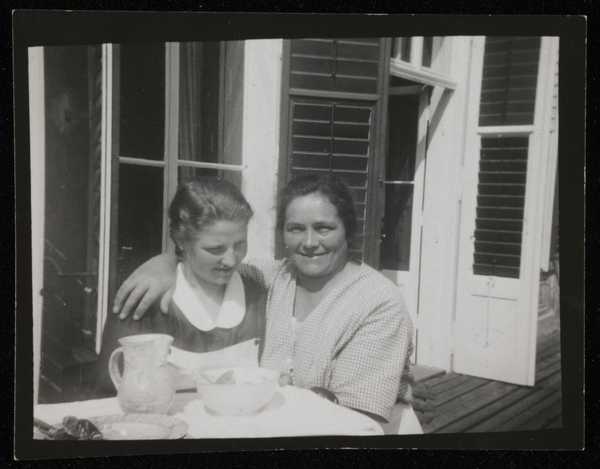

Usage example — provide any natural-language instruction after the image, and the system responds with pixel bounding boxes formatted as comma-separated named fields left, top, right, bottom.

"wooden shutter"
left=280, top=38, right=387, bottom=262
left=474, top=135, right=528, bottom=278
left=479, top=37, right=541, bottom=126
left=290, top=38, right=380, bottom=94
left=288, top=98, right=374, bottom=257
left=473, top=37, right=541, bottom=278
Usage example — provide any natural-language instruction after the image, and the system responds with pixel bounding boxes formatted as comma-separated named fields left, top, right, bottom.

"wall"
left=241, top=40, right=283, bottom=261
left=416, top=37, right=474, bottom=370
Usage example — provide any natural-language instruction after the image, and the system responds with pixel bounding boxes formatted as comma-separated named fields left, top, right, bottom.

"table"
left=34, top=386, right=384, bottom=439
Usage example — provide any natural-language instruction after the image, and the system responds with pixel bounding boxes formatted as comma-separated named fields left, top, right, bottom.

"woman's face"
left=284, top=192, right=348, bottom=280
left=181, top=219, right=248, bottom=288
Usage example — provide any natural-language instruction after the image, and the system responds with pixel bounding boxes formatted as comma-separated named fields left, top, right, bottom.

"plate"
left=90, top=414, right=188, bottom=440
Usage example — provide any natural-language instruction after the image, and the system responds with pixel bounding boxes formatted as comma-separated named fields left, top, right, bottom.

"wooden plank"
left=428, top=380, right=520, bottom=433
left=434, top=377, right=490, bottom=407
left=536, top=343, right=561, bottom=364
left=537, top=333, right=560, bottom=351
left=441, top=367, right=561, bottom=433
left=514, top=394, right=562, bottom=431
left=536, top=332, right=560, bottom=357
left=534, top=352, right=562, bottom=381
left=464, top=366, right=561, bottom=433
left=424, top=372, right=462, bottom=389
left=496, top=393, right=562, bottom=432
left=420, top=373, right=461, bottom=390
left=430, top=361, right=561, bottom=433
left=430, top=375, right=481, bottom=395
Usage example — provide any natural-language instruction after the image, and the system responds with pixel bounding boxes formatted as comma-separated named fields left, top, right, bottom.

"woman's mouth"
left=298, top=252, right=328, bottom=259
left=214, top=267, right=234, bottom=274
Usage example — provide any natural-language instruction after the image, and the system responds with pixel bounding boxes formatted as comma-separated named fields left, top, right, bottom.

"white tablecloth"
left=34, top=386, right=383, bottom=438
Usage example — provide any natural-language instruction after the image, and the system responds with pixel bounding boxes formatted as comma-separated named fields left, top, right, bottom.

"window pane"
left=40, top=45, right=101, bottom=402
left=179, top=42, right=221, bottom=164
left=178, top=167, right=242, bottom=190
left=119, top=43, right=165, bottom=160
left=380, top=185, right=413, bottom=270
left=117, top=165, right=164, bottom=285
left=422, top=36, right=433, bottom=67
left=387, top=94, right=419, bottom=181
left=479, top=37, right=541, bottom=126
left=222, top=41, right=244, bottom=167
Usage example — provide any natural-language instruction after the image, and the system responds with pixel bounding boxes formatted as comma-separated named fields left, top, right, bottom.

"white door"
left=453, top=37, right=559, bottom=385
left=380, top=87, right=429, bottom=362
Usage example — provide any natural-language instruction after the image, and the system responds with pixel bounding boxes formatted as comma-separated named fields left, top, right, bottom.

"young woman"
left=94, top=179, right=266, bottom=395
left=112, top=174, right=422, bottom=433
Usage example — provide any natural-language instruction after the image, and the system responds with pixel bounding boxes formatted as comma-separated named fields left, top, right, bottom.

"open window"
left=32, top=41, right=244, bottom=403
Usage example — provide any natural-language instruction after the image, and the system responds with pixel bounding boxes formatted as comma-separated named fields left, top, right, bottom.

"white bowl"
left=194, top=367, right=279, bottom=416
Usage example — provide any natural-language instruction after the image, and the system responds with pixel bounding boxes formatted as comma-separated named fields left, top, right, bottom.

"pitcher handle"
left=108, top=346, right=124, bottom=392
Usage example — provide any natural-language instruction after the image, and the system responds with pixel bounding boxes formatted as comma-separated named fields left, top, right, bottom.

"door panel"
left=453, top=37, right=557, bottom=385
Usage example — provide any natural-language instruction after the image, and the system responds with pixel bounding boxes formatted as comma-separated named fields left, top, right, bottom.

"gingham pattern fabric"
left=257, top=260, right=414, bottom=421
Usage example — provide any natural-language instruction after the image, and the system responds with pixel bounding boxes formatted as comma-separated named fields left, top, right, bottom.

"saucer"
left=90, top=413, right=188, bottom=440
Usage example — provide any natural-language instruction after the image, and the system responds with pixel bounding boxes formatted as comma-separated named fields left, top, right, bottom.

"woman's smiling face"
left=284, top=192, right=348, bottom=280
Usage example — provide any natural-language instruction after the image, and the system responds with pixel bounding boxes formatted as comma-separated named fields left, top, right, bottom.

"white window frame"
left=29, top=46, right=45, bottom=404
left=96, top=41, right=246, bottom=348
left=390, top=36, right=457, bottom=90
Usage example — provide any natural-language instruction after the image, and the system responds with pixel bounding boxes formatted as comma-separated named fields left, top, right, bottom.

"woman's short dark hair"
left=276, top=173, right=357, bottom=242
left=169, top=178, right=253, bottom=254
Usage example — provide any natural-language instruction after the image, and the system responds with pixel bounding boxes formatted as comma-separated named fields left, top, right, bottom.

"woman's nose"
left=220, top=248, right=237, bottom=267
left=302, top=229, right=319, bottom=248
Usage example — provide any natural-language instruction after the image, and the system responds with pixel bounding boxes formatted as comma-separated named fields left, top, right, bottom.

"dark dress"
left=93, top=268, right=267, bottom=397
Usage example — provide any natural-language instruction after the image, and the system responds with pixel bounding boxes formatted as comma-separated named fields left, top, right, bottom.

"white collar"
left=172, top=263, right=246, bottom=331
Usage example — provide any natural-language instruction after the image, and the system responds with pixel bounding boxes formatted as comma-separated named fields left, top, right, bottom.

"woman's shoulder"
left=357, top=263, right=403, bottom=292
left=353, top=263, right=410, bottom=314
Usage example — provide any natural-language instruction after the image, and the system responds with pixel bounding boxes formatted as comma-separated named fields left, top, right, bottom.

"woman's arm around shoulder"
left=112, top=252, right=178, bottom=319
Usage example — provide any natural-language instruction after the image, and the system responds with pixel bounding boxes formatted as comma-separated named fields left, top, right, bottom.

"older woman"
left=113, top=174, right=420, bottom=433
left=94, top=179, right=266, bottom=395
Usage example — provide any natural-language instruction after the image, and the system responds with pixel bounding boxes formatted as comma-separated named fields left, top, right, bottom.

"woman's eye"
left=316, top=226, right=333, bottom=233
left=205, top=247, right=226, bottom=255
left=287, top=226, right=303, bottom=233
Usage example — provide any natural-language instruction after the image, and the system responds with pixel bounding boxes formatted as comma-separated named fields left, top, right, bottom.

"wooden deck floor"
left=413, top=329, right=562, bottom=433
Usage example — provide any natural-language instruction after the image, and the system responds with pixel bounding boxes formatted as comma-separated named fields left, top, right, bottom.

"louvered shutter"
left=290, top=38, right=380, bottom=94
left=473, top=37, right=541, bottom=279
left=282, top=38, right=385, bottom=261
left=479, top=37, right=541, bottom=126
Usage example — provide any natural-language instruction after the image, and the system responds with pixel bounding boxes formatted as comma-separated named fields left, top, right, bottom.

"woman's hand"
left=112, top=253, right=178, bottom=320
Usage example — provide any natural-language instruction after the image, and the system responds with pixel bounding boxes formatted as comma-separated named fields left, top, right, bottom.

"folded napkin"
left=176, top=386, right=383, bottom=438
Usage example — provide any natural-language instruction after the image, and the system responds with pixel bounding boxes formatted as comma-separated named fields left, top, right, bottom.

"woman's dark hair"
left=276, top=173, right=357, bottom=242
left=169, top=178, right=253, bottom=255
